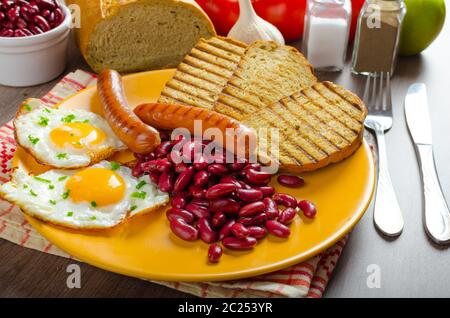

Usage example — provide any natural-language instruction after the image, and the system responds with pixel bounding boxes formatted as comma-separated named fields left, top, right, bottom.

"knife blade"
left=405, top=83, right=432, bottom=145
left=405, top=83, right=450, bottom=245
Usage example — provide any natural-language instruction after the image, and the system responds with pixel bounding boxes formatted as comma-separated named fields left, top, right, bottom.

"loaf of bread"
left=68, top=0, right=216, bottom=73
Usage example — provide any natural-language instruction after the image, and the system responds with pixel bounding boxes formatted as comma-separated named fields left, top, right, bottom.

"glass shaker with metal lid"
left=351, top=0, right=406, bottom=75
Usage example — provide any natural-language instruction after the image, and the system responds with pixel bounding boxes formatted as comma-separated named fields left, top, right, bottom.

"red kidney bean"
left=219, top=176, right=242, bottom=188
left=222, top=236, right=257, bottom=250
left=166, top=208, right=194, bottom=223
left=228, top=161, right=247, bottom=171
left=193, top=170, right=209, bottom=187
left=134, top=152, right=155, bottom=161
left=148, top=170, right=160, bottom=184
left=198, top=218, right=217, bottom=244
left=207, top=163, right=228, bottom=176
left=244, top=169, right=271, bottom=185
left=263, top=197, right=279, bottom=219
left=273, top=193, right=297, bottom=208
left=36, top=0, right=56, bottom=10
left=209, top=198, right=240, bottom=214
left=6, top=6, right=19, bottom=23
left=170, top=217, right=198, bottom=241
left=158, top=130, right=170, bottom=141
left=208, top=244, right=222, bottom=263
left=33, top=15, right=50, bottom=32
left=218, top=219, right=236, bottom=240
left=171, top=196, right=186, bottom=209
left=53, top=7, right=64, bottom=26
left=0, top=12, right=5, bottom=22
left=16, top=17, right=27, bottom=29
left=230, top=223, right=249, bottom=239
left=246, top=213, right=268, bottom=226
left=193, top=155, right=208, bottom=170
left=2, top=20, right=14, bottom=30
left=278, top=207, right=297, bottom=224
left=142, top=159, right=172, bottom=173
left=247, top=226, right=267, bottom=239
left=154, top=141, right=173, bottom=158
left=254, top=186, right=275, bottom=197
left=205, top=183, right=237, bottom=200
left=190, top=198, right=209, bottom=207
left=243, top=163, right=261, bottom=172
left=0, top=28, right=13, bottom=37
left=174, top=161, right=188, bottom=173
left=185, top=203, right=210, bottom=219
left=236, top=188, right=263, bottom=202
left=238, top=201, right=265, bottom=217
left=188, top=185, right=206, bottom=199
left=40, top=9, right=50, bottom=18
left=181, top=140, right=200, bottom=162
left=173, top=166, right=194, bottom=192
left=277, top=174, right=305, bottom=188
left=211, top=212, right=227, bottom=228
left=298, top=200, right=317, bottom=218
left=158, top=171, right=174, bottom=193
left=238, top=181, right=252, bottom=190
left=266, top=220, right=290, bottom=238
left=13, top=28, right=28, bottom=36
left=1, top=0, right=14, bottom=10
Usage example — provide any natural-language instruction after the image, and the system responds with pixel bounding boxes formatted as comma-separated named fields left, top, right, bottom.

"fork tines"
left=363, top=72, right=392, bottom=113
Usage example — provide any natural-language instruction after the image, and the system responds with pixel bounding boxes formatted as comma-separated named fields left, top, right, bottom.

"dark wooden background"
left=1, top=17, right=449, bottom=297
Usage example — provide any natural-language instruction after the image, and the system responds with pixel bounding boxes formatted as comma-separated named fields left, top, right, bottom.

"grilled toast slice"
left=242, top=81, right=368, bottom=172
left=158, top=36, right=246, bottom=109
left=214, top=41, right=317, bottom=120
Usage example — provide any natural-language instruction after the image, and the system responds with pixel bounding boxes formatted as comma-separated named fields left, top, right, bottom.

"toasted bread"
left=214, top=41, right=317, bottom=120
left=158, top=36, right=247, bottom=109
left=242, top=82, right=368, bottom=172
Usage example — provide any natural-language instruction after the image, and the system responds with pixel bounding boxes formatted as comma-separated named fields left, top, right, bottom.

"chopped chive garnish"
left=90, top=201, right=97, bottom=207
left=49, top=200, right=56, bottom=205
left=37, top=116, right=49, bottom=126
left=43, top=108, right=51, bottom=113
left=29, top=189, right=37, bottom=197
left=57, top=153, right=68, bottom=160
left=136, top=180, right=146, bottom=190
left=131, top=191, right=147, bottom=199
left=58, top=176, right=68, bottom=182
left=67, top=211, right=73, bottom=217
left=23, top=184, right=28, bottom=189
left=130, top=205, right=138, bottom=212
left=23, top=104, right=31, bottom=111
left=83, top=119, right=89, bottom=123
left=49, top=184, right=55, bottom=190
left=62, top=114, right=76, bottom=123
left=110, top=162, right=120, bottom=171
left=62, top=190, right=70, bottom=199
left=33, top=176, right=51, bottom=183
left=90, top=216, right=96, bottom=220
left=28, top=135, right=39, bottom=145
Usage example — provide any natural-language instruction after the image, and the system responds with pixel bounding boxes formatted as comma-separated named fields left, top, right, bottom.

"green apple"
left=399, top=0, right=446, bottom=56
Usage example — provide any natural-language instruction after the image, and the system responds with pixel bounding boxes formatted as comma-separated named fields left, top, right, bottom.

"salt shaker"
left=302, top=0, right=352, bottom=72
left=351, top=0, right=406, bottom=75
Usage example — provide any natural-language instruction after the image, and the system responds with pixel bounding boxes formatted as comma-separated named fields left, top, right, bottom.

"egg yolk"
left=65, top=168, right=126, bottom=207
left=50, top=122, right=106, bottom=149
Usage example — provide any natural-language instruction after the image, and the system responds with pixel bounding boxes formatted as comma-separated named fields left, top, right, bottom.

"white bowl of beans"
left=0, top=0, right=71, bottom=87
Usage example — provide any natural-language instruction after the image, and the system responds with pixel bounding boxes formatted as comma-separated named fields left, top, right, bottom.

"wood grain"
left=1, top=19, right=450, bottom=297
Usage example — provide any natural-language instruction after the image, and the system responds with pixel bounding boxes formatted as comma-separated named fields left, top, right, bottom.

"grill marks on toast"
left=158, top=37, right=246, bottom=109
left=242, top=82, right=367, bottom=172
left=214, top=41, right=318, bottom=120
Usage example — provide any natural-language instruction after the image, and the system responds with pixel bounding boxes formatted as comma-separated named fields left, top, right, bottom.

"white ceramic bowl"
left=0, top=4, right=71, bottom=87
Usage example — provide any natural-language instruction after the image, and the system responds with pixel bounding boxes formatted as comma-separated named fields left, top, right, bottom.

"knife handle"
left=416, top=144, right=450, bottom=244
left=373, top=128, right=404, bottom=236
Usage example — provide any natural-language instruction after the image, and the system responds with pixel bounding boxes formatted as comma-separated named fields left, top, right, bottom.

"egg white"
left=14, top=106, right=126, bottom=169
left=0, top=161, right=169, bottom=229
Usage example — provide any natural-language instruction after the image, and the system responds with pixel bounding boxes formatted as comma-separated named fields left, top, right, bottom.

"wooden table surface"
left=1, top=19, right=450, bottom=297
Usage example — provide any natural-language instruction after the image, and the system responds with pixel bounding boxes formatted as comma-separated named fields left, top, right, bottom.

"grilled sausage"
left=97, top=69, right=161, bottom=154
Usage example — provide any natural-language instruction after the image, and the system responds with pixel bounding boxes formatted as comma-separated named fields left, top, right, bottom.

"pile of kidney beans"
left=133, top=133, right=317, bottom=264
left=0, top=0, right=65, bottom=37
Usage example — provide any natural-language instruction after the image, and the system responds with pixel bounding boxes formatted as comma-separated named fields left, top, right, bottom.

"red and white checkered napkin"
left=0, top=70, right=349, bottom=298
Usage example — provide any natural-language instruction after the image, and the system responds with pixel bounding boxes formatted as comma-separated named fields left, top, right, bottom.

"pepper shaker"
left=351, top=0, right=406, bottom=75
left=302, top=0, right=352, bottom=72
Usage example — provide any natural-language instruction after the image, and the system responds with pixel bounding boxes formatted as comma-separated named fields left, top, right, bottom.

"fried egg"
left=14, top=104, right=126, bottom=169
left=0, top=161, right=169, bottom=229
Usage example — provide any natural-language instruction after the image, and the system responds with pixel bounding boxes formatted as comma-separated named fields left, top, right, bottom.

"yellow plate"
left=14, top=69, right=375, bottom=282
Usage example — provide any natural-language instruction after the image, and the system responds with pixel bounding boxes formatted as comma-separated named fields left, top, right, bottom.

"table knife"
left=405, top=83, right=450, bottom=244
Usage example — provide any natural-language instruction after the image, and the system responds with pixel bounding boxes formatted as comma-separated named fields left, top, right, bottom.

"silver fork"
left=364, top=72, right=404, bottom=237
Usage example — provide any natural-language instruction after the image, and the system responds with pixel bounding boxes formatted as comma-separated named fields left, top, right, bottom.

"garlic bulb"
left=228, top=0, right=285, bottom=45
